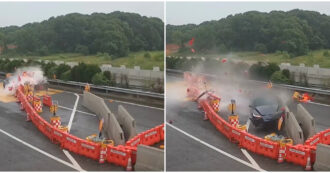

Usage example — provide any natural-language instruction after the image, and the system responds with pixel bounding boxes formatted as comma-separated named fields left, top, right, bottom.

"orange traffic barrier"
left=322, top=129, right=330, bottom=144
left=241, top=132, right=260, bottom=153
left=43, top=95, right=52, bottom=107
left=79, top=140, right=101, bottom=160
left=63, top=134, right=80, bottom=154
left=230, top=126, right=243, bottom=143
left=106, top=145, right=130, bottom=167
left=256, top=139, right=279, bottom=160
left=142, top=128, right=161, bottom=146
left=285, top=145, right=310, bottom=167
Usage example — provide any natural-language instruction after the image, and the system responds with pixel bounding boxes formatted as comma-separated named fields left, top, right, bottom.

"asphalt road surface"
left=0, top=89, right=163, bottom=171
left=166, top=74, right=330, bottom=171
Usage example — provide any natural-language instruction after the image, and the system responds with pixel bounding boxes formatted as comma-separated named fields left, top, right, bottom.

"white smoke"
left=2, top=66, right=47, bottom=95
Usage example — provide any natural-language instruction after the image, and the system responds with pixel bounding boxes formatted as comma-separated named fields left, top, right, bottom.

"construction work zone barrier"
left=106, top=145, right=130, bottom=167
left=50, top=116, right=61, bottom=128
left=16, top=86, right=164, bottom=169
left=285, top=144, right=312, bottom=170
left=126, top=124, right=164, bottom=147
left=199, top=98, right=320, bottom=169
left=82, top=91, right=125, bottom=145
left=313, top=144, right=330, bottom=171
left=43, top=95, right=52, bottom=107
left=296, top=104, right=316, bottom=139
left=134, top=145, right=164, bottom=171
left=117, top=105, right=137, bottom=140
left=284, top=111, right=304, bottom=144
left=305, top=128, right=330, bottom=146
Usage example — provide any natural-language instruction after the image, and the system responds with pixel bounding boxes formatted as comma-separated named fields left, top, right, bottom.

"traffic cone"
left=305, top=156, right=312, bottom=171
left=126, top=156, right=132, bottom=171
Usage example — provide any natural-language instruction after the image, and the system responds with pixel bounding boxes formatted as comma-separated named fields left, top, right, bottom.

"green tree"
left=92, top=72, right=109, bottom=85
left=271, top=71, right=290, bottom=84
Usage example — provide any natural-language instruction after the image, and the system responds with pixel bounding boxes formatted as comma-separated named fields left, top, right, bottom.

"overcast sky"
left=0, top=1, right=164, bottom=27
left=167, top=1, right=330, bottom=25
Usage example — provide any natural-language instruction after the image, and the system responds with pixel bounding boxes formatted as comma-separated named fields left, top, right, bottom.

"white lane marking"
left=112, top=99, right=164, bottom=110
left=241, top=149, right=261, bottom=169
left=64, top=93, right=83, bottom=171
left=67, top=93, right=79, bottom=132
left=58, top=105, right=96, bottom=117
left=63, top=149, right=83, bottom=171
left=246, top=119, right=251, bottom=132
left=0, top=129, right=85, bottom=171
left=309, top=101, right=330, bottom=107
left=167, top=123, right=266, bottom=172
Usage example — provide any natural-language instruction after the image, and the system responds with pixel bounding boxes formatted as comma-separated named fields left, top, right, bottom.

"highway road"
left=166, top=74, right=330, bottom=171
left=0, top=88, right=163, bottom=171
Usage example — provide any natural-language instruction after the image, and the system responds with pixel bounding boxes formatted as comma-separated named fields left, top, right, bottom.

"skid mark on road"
left=167, top=123, right=266, bottom=172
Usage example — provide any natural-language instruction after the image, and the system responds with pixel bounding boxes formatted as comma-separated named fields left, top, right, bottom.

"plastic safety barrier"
left=241, top=132, right=260, bottom=153
left=42, top=95, right=52, bottom=107
left=285, top=144, right=310, bottom=167
left=305, top=128, right=330, bottom=146
left=79, top=140, right=101, bottom=160
left=256, top=139, right=279, bottom=159
left=106, top=145, right=130, bottom=167
left=63, top=134, right=81, bottom=154
left=142, top=128, right=161, bottom=146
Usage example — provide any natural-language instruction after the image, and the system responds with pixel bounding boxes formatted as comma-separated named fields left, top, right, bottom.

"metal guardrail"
left=48, top=79, right=164, bottom=99
left=167, top=69, right=330, bottom=96
left=0, top=72, right=164, bottom=99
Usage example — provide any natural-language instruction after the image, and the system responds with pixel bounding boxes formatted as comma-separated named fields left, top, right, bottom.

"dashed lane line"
left=167, top=123, right=266, bottom=172
left=0, top=128, right=85, bottom=171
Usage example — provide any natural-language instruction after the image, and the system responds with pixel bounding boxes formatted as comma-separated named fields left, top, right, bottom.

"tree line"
left=167, top=9, right=330, bottom=57
left=0, top=11, right=164, bottom=57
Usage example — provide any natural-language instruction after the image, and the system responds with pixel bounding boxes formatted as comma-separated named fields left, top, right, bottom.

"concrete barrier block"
left=296, top=104, right=316, bottom=139
left=82, top=91, right=125, bottom=145
left=117, top=105, right=137, bottom=140
left=135, top=145, right=164, bottom=171
left=314, top=144, right=330, bottom=171
left=284, top=111, right=304, bottom=144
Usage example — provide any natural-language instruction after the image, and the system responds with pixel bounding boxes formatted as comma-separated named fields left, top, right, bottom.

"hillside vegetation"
left=0, top=11, right=163, bottom=58
left=167, top=9, right=330, bottom=57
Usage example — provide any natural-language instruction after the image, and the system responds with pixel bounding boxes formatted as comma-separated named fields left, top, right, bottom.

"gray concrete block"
left=296, top=104, right=316, bottom=139
left=82, top=91, right=125, bottom=145
left=135, top=145, right=164, bottom=171
left=314, top=144, right=330, bottom=171
left=284, top=111, right=304, bottom=144
left=117, top=105, right=137, bottom=140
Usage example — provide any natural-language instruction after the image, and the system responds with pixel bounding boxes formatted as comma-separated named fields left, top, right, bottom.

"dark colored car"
left=249, top=95, right=284, bottom=128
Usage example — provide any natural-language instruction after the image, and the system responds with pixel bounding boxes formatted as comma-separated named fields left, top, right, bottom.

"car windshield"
left=252, top=97, right=278, bottom=106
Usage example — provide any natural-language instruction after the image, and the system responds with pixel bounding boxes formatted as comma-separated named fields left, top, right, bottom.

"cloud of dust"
left=188, top=56, right=292, bottom=117
left=1, top=66, right=47, bottom=95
